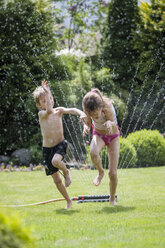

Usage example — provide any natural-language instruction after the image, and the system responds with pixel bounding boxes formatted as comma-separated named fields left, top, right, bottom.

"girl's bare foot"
left=64, top=170, right=72, bottom=187
left=93, top=171, right=104, bottom=186
left=109, top=197, right=117, bottom=206
left=65, top=199, right=72, bottom=209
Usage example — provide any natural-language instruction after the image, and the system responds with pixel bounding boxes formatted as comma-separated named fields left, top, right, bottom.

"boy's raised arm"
left=42, top=80, right=54, bottom=114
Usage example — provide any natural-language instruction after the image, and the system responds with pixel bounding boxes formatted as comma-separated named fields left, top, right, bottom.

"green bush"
left=127, top=129, right=165, bottom=167
left=29, top=145, right=42, bottom=164
left=0, top=208, right=35, bottom=248
left=101, top=137, right=137, bottom=169
left=118, top=138, right=137, bottom=168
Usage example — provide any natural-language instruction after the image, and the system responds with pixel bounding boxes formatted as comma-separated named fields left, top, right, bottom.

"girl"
left=81, top=88, right=120, bottom=206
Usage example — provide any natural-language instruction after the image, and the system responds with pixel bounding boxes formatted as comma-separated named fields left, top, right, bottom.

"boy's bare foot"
left=93, top=171, right=104, bottom=186
left=64, top=170, right=72, bottom=187
left=65, top=199, right=72, bottom=209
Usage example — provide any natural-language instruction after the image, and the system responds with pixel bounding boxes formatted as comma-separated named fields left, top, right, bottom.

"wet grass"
left=0, top=166, right=165, bottom=248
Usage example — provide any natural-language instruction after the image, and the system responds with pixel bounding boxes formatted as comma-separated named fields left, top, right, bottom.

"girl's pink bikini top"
left=92, top=104, right=118, bottom=131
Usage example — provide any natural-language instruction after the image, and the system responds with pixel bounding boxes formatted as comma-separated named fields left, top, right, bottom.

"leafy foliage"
left=119, top=137, right=137, bottom=168
left=130, top=0, right=165, bottom=133
left=54, top=0, right=110, bottom=54
left=127, top=129, right=165, bottom=166
left=1, top=0, right=164, bottom=162
left=101, top=0, right=139, bottom=89
left=133, top=0, right=165, bottom=84
left=0, top=0, right=69, bottom=154
left=0, top=208, right=35, bottom=248
left=29, top=144, right=42, bottom=164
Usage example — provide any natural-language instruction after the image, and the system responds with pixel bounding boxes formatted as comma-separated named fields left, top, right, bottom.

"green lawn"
left=0, top=167, right=165, bottom=248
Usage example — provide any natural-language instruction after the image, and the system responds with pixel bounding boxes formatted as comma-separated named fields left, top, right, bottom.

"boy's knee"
left=52, top=157, right=60, bottom=167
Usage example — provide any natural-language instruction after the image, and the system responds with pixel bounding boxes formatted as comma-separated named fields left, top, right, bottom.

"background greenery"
left=0, top=0, right=164, bottom=163
left=0, top=1, right=164, bottom=247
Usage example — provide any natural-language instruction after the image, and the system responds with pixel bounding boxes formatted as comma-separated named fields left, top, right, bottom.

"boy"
left=33, top=80, right=86, bottom=209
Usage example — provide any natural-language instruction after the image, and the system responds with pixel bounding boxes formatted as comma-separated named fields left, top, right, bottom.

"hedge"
left=118, top=137, right=137, bottom=168
left=127, top=129, right=165, bottom=167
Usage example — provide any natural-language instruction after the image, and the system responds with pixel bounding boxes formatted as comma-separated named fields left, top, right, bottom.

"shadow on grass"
left=101, top=205, right=135, bottom=214
left=55, top=208, right=80, bottom=215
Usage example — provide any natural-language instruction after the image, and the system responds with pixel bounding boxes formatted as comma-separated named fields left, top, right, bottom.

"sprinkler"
left=3, top=194, right=117, bottom=207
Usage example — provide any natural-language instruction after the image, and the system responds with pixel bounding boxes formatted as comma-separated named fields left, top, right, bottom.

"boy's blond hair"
left=32, top=86, right=46, bottom=104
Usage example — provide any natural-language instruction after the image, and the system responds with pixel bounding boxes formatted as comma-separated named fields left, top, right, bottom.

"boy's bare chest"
left=41, top=113, right=62, bottom=129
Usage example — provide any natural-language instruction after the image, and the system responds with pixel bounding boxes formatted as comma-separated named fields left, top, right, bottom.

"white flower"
left=55, top=48, right=85, bottom=57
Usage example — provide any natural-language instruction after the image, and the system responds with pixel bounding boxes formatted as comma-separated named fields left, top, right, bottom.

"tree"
left=0, top=0, right=65, bottom=154
left=101, top=0, right=139, bottom=89
left=130, top=0, right=165, bottom=133
left=53, top=0, right=110, bottom=55
left=133, top=0, right=165, bottom=85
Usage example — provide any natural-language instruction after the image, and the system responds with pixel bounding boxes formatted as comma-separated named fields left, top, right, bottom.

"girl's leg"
left=107, top=136, right=120, bottom=205
left=90, top=135, right=105, bottom=186
left=51, top=171, right=72, bottom=209
left=52, top=154, right=71, bottom=187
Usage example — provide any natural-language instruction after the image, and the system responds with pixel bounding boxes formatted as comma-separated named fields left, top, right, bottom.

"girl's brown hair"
left=82, top=88, right=112, bottom=113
